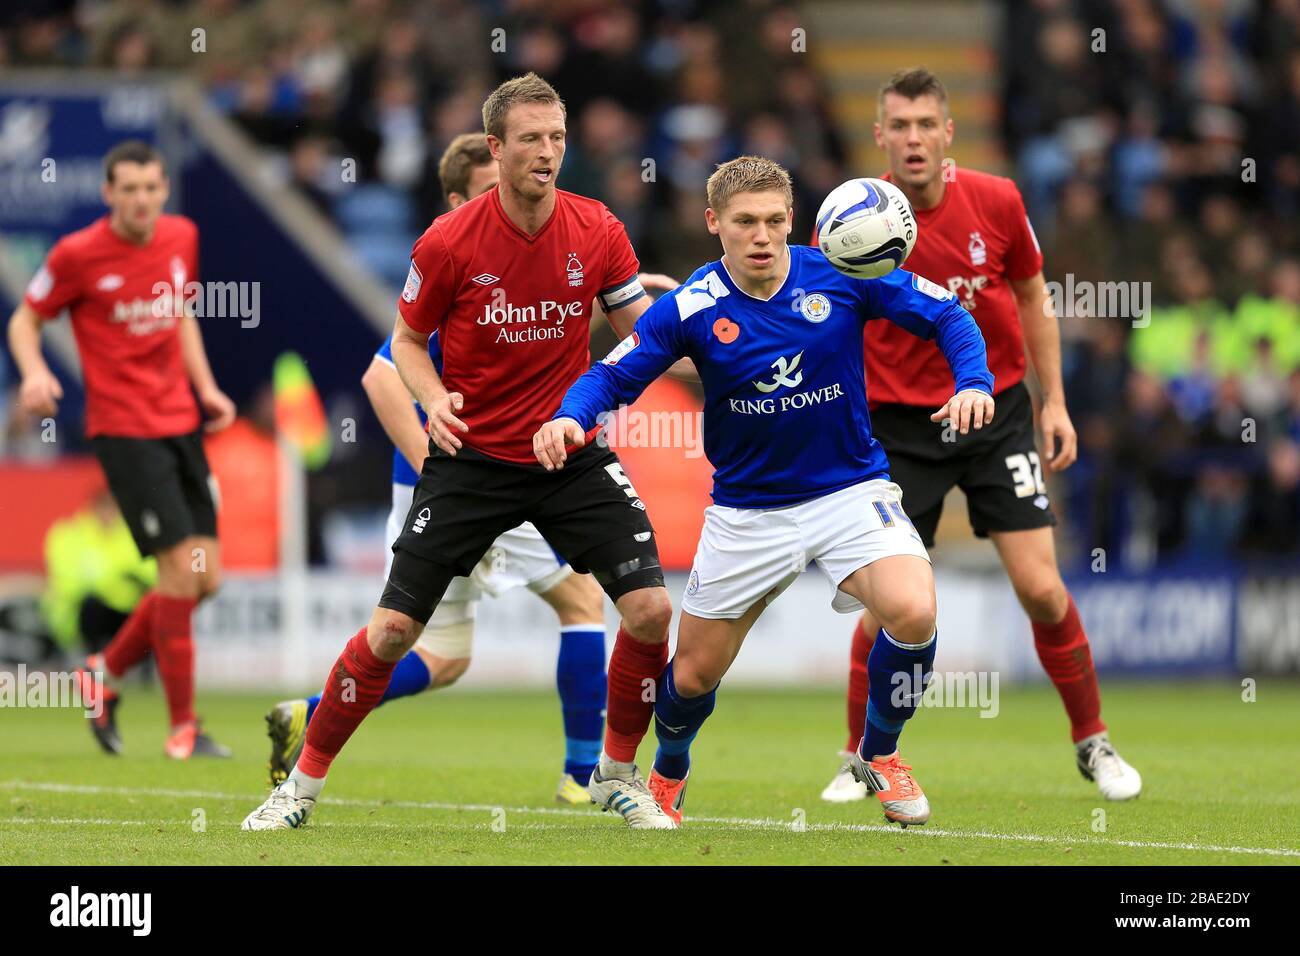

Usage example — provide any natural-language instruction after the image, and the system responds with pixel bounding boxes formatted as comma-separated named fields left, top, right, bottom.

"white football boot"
left=821, top=751, right=870, bottom=802
left=1076, top=732, right=1142, bottom=801
left=240, top=778, right=316, bottom=830
left=587, top=763, right=678, bottom=829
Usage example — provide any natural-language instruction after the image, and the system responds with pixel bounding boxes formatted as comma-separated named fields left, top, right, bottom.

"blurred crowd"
left=0, top=0, right=846, bottom=289
left=1005, top=0, right=1300, bottom=565
left=3, top=0, right=1296, bottom=568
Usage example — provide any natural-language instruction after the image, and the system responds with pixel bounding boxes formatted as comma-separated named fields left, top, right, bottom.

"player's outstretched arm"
left=595, top=273, right=698, bottom=384
left=537, top=296, right=686, bottom=469
left=390, top=313, right=466, bottom=455
left=7, top=301, right=63, bottom=418
left=361, top=353, right=430, bottom=473
left=866, top=269, right=995, bottom=433
left=1012, top=272, right=1077, bottom=472
left=179, top=312, right=235, bottom=431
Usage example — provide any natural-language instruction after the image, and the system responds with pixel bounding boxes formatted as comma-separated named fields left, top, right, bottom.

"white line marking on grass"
left=0, top=817, right=163, bottom=826
left=0, top=816, right=566, bottom=831
left=3, top=780, right=1297, bottom=858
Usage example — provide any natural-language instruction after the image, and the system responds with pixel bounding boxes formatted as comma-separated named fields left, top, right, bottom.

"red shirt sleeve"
left=594, top=207, right=645, bottom=312
left=601, top=207, right=640, bottom=292
left=23, top=238, right=81, bottom=319
left=397, top=224, right=458, bottom=335
left=1003, top=184, right=1043, bottom=281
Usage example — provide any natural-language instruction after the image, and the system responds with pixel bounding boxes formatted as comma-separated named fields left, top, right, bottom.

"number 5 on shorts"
left=604, top=462, right=641, bottom=498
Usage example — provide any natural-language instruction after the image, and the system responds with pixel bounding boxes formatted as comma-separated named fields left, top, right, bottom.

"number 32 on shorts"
left=1005, top=451, right=1046, bottom=498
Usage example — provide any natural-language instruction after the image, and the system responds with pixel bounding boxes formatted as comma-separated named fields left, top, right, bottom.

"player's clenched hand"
left=18, top=369, right=62, bottom=418
left=931, top=389, right=995, bottom=435
left=534, top=418, right=584, bottom=471
left=199, top=386, right=236, bottom=432
left=1039, top=399, right=1078, bottom=472
left=428, top=390, right=468, bottom=455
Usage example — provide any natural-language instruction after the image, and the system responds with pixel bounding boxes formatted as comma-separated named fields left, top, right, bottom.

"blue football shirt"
left=556, top=245, right=994, bottom=508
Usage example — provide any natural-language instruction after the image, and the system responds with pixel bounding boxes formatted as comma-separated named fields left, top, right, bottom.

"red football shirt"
left=24, top=215, right=201, bottom=439
left=859, top=169, right=1043, bottom=407
left=398, top=187, right=643, bottom=464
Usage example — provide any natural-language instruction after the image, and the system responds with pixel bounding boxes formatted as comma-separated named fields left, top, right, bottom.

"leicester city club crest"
left=800, top=292, right=832, bottom=323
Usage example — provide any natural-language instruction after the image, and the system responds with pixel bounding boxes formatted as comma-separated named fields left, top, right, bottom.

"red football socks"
left=844, top=616, right=874, bottom=753
left=102, top=591, right=159, bottom=678
left=152, top=594, right=197, bottom=728
left=602, top=625, right=668, bottom=762
left=297, top=627, right=398, bottom=778
left=1032, top=595, right=1106, bottom=743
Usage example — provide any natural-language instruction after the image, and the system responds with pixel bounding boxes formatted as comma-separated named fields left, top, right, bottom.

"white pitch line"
left=2, top=779, right=1297, bottom=858
left=0, top=817, right=565, bottom=831
left=0, top=817, right=161, bottom=827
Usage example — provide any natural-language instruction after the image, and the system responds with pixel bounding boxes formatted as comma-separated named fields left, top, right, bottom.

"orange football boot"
left=849, top=750, right=930, bottom=827
left=648, top=768, right=689, bottom=825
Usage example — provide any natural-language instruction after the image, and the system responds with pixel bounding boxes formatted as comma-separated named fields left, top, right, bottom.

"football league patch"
left=912, top=273, right=953, bottom=301
left=26, top=265, right=53, bottom=302
left=401, top=260, right=423, bottom=304
left=603, top=332, right=640, bottom=365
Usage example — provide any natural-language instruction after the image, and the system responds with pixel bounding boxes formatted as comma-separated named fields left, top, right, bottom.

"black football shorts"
left=871, top=381, right=1057, bottom=548
left=380, top=441, right=664, bottom=624
left=91, top=430, right=219, bottom=556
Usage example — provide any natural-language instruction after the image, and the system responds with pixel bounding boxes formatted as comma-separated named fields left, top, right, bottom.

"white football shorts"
left=681, top=478, right=930, bottom=620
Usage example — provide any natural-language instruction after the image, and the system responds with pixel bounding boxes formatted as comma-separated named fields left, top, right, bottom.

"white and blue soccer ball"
left=815, top=178, right=916, bottom=279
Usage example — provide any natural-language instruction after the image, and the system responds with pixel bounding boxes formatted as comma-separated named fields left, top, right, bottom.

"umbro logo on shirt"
left=96, top=274, right=124, bottom=291
left=471, top=273, right=500, bottom=286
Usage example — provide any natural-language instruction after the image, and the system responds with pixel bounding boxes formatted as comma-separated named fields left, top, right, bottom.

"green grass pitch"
left=1, top=681, right=1297, bottom=865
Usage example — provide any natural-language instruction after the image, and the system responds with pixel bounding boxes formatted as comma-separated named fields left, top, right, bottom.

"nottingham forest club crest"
left=565, top=252, right=584, bottom=287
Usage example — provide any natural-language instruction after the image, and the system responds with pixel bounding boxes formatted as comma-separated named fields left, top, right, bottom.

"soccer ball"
left=815, top=178, right=916, bottom=279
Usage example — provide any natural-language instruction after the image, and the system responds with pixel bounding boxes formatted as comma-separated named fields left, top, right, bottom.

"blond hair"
left=706, top=155, right=793, bottom=212
left=482, top=72, right=566, bottom=141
